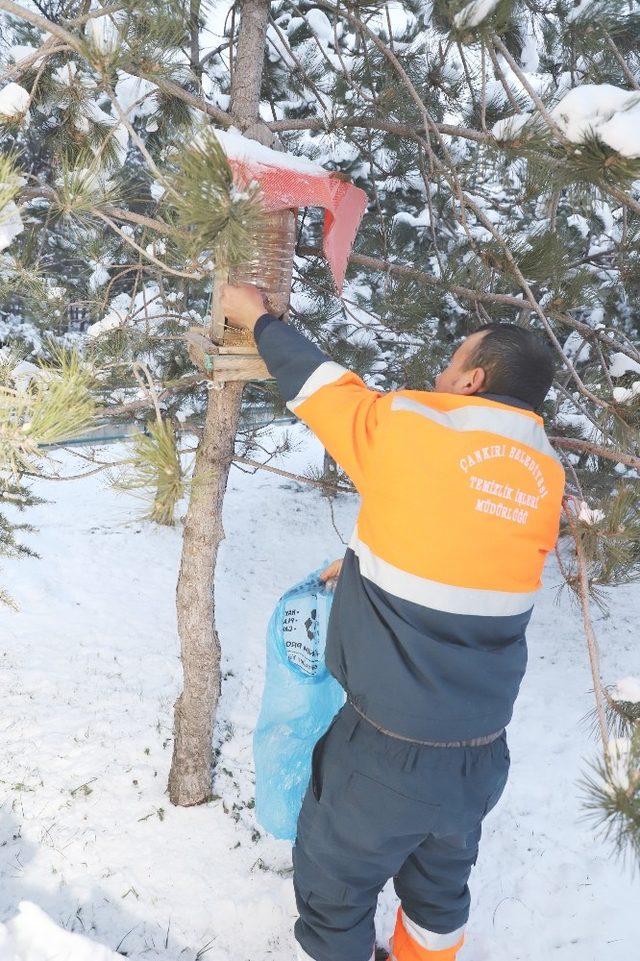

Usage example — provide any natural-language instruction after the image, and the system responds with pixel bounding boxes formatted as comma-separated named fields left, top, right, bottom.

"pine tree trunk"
left=189, top=0, right=202, bottom=81
left=168, top=0, right=274, bottom=807
left=168, top=381, right=243, bottom=805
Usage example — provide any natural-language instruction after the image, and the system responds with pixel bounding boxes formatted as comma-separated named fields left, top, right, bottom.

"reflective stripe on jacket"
left=254, top=313, right=565, bottom=741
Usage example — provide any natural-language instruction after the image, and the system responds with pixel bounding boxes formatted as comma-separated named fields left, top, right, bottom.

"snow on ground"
left=0, top=901, right=120, bottom=961
left=0, top=424, right=638, bottom=961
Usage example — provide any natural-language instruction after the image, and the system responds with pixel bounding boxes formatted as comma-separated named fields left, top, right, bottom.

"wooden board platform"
left=185, top=327, right=271, bottom=383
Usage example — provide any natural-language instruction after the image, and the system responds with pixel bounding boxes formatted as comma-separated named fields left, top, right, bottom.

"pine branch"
left=602, top=28, right=640, bottom=91
left=141, top=71, right=229, bottom=128
left=231, top=455, right=352, bottom=493
left=0, top=0, right=231, bottom=129
left=92, top=210, right=203, bottom=279
left=492, top=33, right=640, bottom=218
left=300, top=246, right=640, bottom=368
left=492, top=34, right=567, bottom=141
left=550, top=437, right=640, bottom=472
left=102, top=83, right=180, bottom=200
left=564, top=500, right=610, bottom=748
left=66, top=4, right=128, bottom=26
left=104, top=374, right=204, bottom=417
left=0, top=0, right=83, bottom=52
left=111, top=414, right=185, bottom=525
left=0, top=37, right=65, bottom=85
left=309, top=3, right=606, bottom=408
left=582, top=729, right=640, bottom=864
left=267, top=115, right=488, bottom=143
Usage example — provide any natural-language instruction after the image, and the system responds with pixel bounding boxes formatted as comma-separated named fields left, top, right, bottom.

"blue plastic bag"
left=253, top=562, right=346, bottom=841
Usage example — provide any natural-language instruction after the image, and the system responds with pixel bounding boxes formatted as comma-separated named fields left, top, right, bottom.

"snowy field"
left=0, top=424, right=638, bottom=961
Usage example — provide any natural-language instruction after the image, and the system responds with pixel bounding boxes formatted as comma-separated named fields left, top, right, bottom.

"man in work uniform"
left=220, top=283, right=565, bottom=961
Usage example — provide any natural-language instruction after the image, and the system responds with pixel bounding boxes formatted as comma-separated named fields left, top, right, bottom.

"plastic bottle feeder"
left=187, top=128, right=368, bottom=384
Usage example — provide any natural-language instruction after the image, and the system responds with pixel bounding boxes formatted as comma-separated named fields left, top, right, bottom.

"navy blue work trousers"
left=293, top=702, right=510, bottom=961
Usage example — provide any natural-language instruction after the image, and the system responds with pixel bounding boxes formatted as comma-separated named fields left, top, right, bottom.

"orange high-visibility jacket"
left=255, top=313, right=565, bottom=742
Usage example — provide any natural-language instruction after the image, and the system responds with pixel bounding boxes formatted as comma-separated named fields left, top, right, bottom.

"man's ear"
left=459, top=366, right=486, bottom=396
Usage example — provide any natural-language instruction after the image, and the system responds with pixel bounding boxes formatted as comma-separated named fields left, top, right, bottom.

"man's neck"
left=476, top=391, right=535, bottom=412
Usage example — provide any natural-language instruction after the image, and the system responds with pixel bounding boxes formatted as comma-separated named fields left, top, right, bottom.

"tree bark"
left=168, top=0, right=274, bottom=807
left=228, top=0, right=271, bottom=130
left=189, top=0, right=202, bottom=81
left=564, top=504, right=609, bottom=751
left=168, top=382, right=243, bottom=804
left=322, top=449, right=339, bottom=498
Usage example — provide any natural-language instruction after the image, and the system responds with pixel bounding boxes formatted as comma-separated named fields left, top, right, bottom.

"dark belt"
left=348, top=699, right=504, bottom=748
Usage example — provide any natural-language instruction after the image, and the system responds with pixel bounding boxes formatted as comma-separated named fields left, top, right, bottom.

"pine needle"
left=0, top=152, right=23, bottom=216
left=165, top=126, right=266, bottom=268
left=582, top=727, right=640, bottom=866
left=110, top=417, right=186, bottom=526
left=52, top=155, right=120, bottom=222
left=0, top=350, right=96, bottom=474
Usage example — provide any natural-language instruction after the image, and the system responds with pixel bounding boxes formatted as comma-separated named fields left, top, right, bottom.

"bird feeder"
left=187, top=129, right=368, bottom=384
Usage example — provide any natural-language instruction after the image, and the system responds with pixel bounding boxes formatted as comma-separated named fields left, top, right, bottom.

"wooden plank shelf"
left=185, top=327, right=271, bottom=383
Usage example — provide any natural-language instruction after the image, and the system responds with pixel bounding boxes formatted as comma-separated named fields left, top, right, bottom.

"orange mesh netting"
left=228, top=157, right=368, bottom=292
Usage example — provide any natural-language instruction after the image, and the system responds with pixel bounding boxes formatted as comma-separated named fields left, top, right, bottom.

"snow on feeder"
left=186, top=128, right=368, bottom=383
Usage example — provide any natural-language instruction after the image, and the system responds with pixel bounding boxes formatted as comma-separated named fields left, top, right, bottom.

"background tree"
left=1, top=0, right=639, bottom=853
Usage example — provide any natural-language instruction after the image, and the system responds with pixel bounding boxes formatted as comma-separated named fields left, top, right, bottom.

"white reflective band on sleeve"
left=350, top=529, right=537, bottom=617
left=286, top=361, right=349, bottom=412
left=390, top=395, right=560, bottom=462
left=402, top=910, right=465, bottom=951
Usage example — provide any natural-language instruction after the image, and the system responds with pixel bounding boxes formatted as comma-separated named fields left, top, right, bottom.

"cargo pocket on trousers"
left=346, top=770, right=441, bottom=837
left=293, top=844, right=349, bottom=906
left=482, top=770, right=509, bottom=819
left=311, top=716, right=339, bottom=803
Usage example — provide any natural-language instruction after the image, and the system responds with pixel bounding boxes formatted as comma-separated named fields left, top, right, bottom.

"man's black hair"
left=467, top=323, right=556, bottom=411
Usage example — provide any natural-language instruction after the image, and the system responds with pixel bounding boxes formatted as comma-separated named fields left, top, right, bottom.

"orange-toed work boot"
left=390, top=908, right=464, bottom=961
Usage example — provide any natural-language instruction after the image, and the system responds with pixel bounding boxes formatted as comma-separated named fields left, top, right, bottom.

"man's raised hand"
left=220, top=283, right=270, bottom=333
